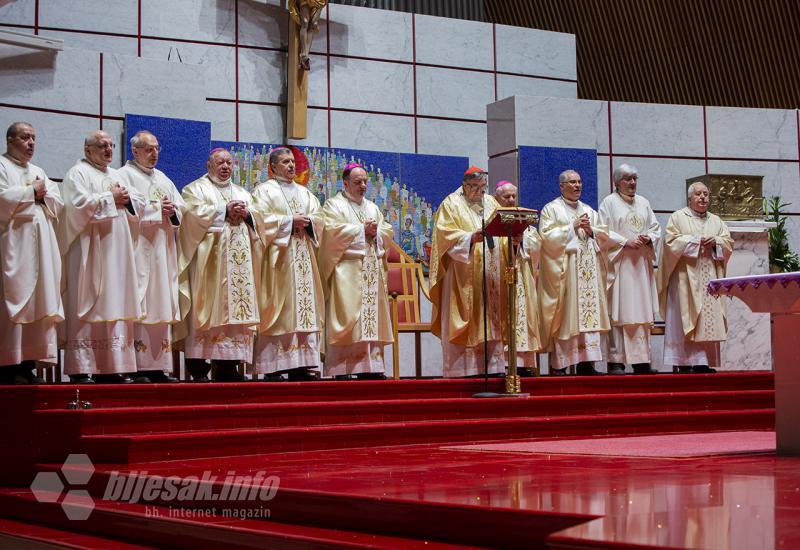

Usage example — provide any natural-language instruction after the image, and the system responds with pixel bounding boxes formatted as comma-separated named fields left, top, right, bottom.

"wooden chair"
left=386, top=242, right=431, bottom=379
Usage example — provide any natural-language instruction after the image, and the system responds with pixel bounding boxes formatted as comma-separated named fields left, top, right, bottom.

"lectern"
left=484, top=207, right=539, bottom=395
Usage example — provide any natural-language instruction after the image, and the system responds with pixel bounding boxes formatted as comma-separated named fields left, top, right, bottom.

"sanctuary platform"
left=0, top=373, right=793, bottom=549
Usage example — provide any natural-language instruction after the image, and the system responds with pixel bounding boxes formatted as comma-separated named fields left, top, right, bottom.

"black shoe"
left=576, top=362, right=602, bottom=376
left=260, top=373, right=286, bottom=382
left=334, top=374, right=356, bottom=381
left=693, top=365, right=717, bottom=374
left=132, top=374, right=153, bottom=384
left=141, top=371, right=178, bottom=383
left=190, top=374, right=211, bottom=383
left=94, top=374, right=134, bottom=384
left=355, top=372, right=387, bottom=380
left=676, top=366, right=693, bottom=374
left=187, top=360, right=211, bottom=382
left=550, top=367, right=567, bottom=376
left=69, top=374, right=95, bottom=384
left=607, top=363, right=626, bottom=375
left=632, top=363, right=658, bottom=375
left=214, top=370, right=245, bottom=382
left=287, top=368, right=320, bottom=382
left=517, top=368, right=536, bottom=378
left=12, top=365, right=44, bottom=384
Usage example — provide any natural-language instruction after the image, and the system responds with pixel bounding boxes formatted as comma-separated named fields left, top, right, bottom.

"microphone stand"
left=473, top=202, right=500, bottom=398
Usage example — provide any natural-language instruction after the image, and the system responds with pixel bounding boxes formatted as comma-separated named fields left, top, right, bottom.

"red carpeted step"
left=76, top=408, right=774, bottom=463
left=34, top=389, right=774, bottom=437
left=1, top=371, right=774, bottom=410
left=0, top=516, right=154, bottom=549
left=0, top=489, right=504, bottom=549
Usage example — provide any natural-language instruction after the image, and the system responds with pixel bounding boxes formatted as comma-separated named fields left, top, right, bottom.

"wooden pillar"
left=287, top=22, right=308, bottom=140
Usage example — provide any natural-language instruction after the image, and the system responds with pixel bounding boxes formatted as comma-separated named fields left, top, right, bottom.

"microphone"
left=485, top=232, right=495, bottom=249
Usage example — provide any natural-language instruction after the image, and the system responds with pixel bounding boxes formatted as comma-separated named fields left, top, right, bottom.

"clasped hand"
left=624, top=234, right=651, bottom=249
left=32, top=177, right=47, bottom=201
left=364, top=219, right=378, bottom=240
left=573, top=214, right=593, bottom=237
left=226, top=200, right=248, bottom=225
left=161, top=198, right=176, bottom=218
left=293, top=213, right=311, bottom=231
left=110, top=182, right=129, bottom=207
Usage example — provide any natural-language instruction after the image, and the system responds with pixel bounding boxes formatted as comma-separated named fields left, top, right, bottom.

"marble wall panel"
left=706, top=160, right=800, bottom=211
left=0, top=46, right=99, bottom=114
left=707, top=106, right=798, bottom=160
left=488, top=151, right=518, bottom=190
left=237, top=0, right=288, bottom=50
left=414, top=14, right=492, bottom=71
left=102, top=118, right=125, bottom=168
left=415, top=66, right=494, bottom=121
left=103, top=54, right=206, bottom=120
left=612, top=156, right=708, bottom=213
left=0, top=1, right=35, bottom=26
left=596, top=155, right=611, bottom=204
left=496, top=74, right=577, bottom=102
left=486, top=96, right=516, bottom=157
left=329, top=58, right=413, bottom=114
left=46, top=31, right=138, bottom=56
left=300, top=53, right=329, bottom=109
left=785, top=215, right=800, bottom=253
left=327, top=3, right=412, bottom=62
left=495, top=24, right=576, bottom=80
left=140, top=40, right=235, bottom=100
left=238, top=48, right=285, bottom=104
left=39, top=0, right=137, bottom=35
left=141, top=0, right=235, bottom=44
left=513, top=96, right=609, bottom=153
left=288, top=107, right=329, bottom=148
left=205, top=100, right=236, bottom=142
left=0, top=107, right=99, bottom=179
left=237, top=103, right=284, bottom=144
left=611, top=102, right=705, bottom=157
left=329, top=111, right=414, bottom=153
left=417, top=118, right=487, bottom=167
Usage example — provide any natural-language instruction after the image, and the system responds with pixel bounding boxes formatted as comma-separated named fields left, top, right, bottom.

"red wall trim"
left=325, top=3, right=331, bottom=148
left=99, top=53, right=104, bottom=130
left=597, top=152, right=799, bottom=163
left=234, top=0, right=239, bottom=142
left=0, top=102, right=123, bottom=121
left=492, top=23, right=498, bottom=101
left=137, top=0, right=142, bottom=57
left=703, top=105, right=709, bottom=174
left=34, top=0, right=39, bottom=35
left=411, top=13, right=418, bottom=154
left=607, top=102, right=613, bottom=193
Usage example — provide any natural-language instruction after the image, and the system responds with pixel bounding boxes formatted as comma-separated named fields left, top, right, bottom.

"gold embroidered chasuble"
left=318, top=191, right=393, bottom=347
left=252, top=178, right=324, bottom=336
left=538, top=197, right=612, bottom=351
left=175, top=175, right=260, bottom=343
left=657, top=207, right=733, bottom=341
left=508, top=227, right=542, bottom=353
left=429, top=191, right=502, bottom=348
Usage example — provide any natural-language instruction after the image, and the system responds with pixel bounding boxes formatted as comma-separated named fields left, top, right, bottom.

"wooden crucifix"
left=287, top=0, right=327, bottom=140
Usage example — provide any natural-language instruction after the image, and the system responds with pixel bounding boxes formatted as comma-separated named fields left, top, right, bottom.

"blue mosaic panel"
left=124, top=114, right=211, bottom=189
left=518, top=146, right=598, bottom=213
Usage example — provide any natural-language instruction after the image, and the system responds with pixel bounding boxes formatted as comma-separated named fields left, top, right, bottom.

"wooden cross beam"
left=286, top=22, right=308, bottom=140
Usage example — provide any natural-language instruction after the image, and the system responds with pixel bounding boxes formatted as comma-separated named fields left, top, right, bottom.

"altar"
left=718, top=220, right=776, bottom=371
left=709, top=271, right=800, bottom=455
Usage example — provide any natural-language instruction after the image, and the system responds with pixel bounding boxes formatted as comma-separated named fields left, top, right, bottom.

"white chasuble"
left=252, top=179, right=324, bottom=374
left=0, top=155, right=63, bottom=365
left=512, top=227, right=542, bottom=368
left=599, top=192, right=661, bottom=364
left=539, top=197, right=612, bottom=369
left=177, top=175, right=259, bottom=363
left=318, top=192, right=393, bottom=376
left=59, top=160, right=141, bottom=375
left=658, top=207, right=732, bottom=367
left=117, top=161, right=186, bottom=371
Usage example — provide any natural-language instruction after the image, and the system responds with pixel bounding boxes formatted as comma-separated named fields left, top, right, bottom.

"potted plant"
left=764, top=196, right=800, bottom=273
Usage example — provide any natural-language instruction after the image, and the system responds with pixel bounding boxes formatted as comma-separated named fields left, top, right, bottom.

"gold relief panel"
left=686, top=174, right=763, bottom=220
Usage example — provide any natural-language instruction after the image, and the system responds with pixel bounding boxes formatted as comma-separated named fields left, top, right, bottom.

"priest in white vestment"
left=0, top=122, right=63, bottom=384
left=252, top=147, right=324, bottom=382
left=318, top=163, right=393, bottom=380
left=429, top=166, right=505, bottom=378
left=657, top=182, right=733, bottom=374
left=539, top=170, right=613, bottom=376
left=59, top=130, right=142, bottom=384
left=599, top=164, right=661, bottom=375
left=494, top=180, right=542, bottom=376
left=117, top=131, right=184, bottom=383
left=176, top=148, right=260, bottom=382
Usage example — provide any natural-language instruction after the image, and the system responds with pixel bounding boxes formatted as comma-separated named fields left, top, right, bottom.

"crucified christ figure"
left=289, top=0, right=327, bottom=71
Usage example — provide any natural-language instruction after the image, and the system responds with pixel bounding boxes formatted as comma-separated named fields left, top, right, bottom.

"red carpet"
left=445, top=430, right=776, bottom=458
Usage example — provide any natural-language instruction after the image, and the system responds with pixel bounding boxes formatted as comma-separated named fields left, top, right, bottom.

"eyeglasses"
left=134, top=145, right=161, bottom=153
left=464, top=183, right=487, bottom=191
left=91, top=142, right=116, bottom=150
